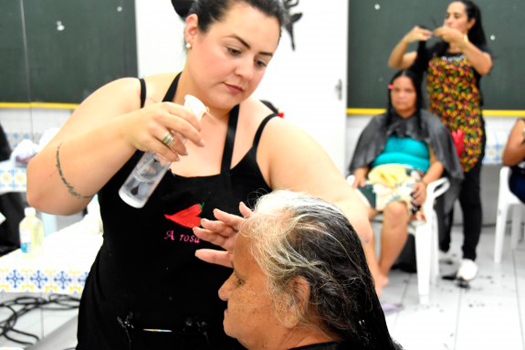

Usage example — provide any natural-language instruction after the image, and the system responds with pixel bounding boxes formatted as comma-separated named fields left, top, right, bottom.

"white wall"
left=134, top=1, right=187, bottom=76
left=254, top=1, right=349, bottom=171
left=0, top=109, right=71, bottom=148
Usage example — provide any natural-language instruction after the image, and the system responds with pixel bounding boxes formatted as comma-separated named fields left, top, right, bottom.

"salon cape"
left=349, top=109, right=463, bottom=213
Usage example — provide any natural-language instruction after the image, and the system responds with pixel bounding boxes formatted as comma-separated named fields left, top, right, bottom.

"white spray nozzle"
left=184, top=95, right=208, bottom=121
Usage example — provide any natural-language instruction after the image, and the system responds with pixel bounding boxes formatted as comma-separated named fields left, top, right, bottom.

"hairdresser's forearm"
left=27, top=117, right=135, bottom=215
left=335, top=194, right=372, bottom=244
left=462, top=42, right=492, bottom=75
left=388, top=37, right=411, bottom=69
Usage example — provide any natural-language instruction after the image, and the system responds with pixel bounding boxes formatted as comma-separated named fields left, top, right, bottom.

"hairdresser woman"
left=388, top=0, right=492, bottom=282
left=26, top=0, right=370, bottom=349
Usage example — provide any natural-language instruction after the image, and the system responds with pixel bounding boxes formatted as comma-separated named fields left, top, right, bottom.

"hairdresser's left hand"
left=434, top=26, right=465, bottom=47
left=193, top=202, right=252, bottom=267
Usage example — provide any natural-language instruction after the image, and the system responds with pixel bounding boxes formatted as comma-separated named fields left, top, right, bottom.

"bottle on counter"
left=19, top=207, right=44, bottom=256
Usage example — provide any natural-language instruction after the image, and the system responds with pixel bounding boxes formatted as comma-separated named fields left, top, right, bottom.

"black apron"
left=77, top=74, right=275, bottom=349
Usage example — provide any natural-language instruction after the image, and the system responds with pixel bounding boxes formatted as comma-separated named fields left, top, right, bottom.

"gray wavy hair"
left=241, top=190, right=398, bottom=349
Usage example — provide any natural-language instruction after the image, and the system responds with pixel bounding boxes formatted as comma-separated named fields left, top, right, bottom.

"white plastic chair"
left=348, top=175, right=450, bottom=305
left=494, top=166, right=524, bottom=263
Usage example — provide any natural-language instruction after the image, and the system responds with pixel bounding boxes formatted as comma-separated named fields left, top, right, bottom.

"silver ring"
left=161, top=132, right=175, bottom=147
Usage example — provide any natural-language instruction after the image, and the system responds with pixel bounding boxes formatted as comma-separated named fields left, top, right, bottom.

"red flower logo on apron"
left=164, top=203, right=203, bottom=228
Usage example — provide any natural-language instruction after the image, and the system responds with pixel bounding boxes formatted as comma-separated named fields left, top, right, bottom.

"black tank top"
left=77, top=74, right=275, bottom=349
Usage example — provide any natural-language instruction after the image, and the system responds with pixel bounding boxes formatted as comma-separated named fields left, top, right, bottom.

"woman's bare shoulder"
left=75, top=72, right=178, bottom=117
left=142, top=72, right=179, bottom=104
left=246, top=102, right=312, bottom=148
left=73, top=77, right=142, bottom=116
left=241, top=97, right=277, bottom=115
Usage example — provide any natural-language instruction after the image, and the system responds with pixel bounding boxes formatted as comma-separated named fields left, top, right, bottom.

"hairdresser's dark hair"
left=386, top=69, right=423, bottom=127
left=456, top=0, right=487, bottom=48
left=245, top=191, right=401, bottom=350
left=171, top=0, right=286, bottom=33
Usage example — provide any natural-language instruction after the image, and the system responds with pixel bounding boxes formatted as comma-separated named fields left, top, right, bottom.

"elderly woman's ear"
left=278, top=276, right=311, bottom=328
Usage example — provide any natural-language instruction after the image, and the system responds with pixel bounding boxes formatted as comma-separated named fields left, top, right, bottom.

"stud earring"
left=185, top=42, right=191, bottom=50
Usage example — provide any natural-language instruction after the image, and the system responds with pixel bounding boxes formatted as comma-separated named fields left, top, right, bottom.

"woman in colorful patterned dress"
left=388, top=0, right=492, bottom=281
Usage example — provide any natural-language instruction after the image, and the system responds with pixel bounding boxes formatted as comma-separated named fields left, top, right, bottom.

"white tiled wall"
left=0, top=108, right=72, bottom=149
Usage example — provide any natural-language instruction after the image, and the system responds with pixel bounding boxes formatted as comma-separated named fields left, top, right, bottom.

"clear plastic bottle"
left=119, top=95, right=207, bottom=208
left=19, top=207, right=44, bottom=256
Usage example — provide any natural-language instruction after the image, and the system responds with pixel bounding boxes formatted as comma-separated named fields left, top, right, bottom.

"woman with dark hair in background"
left=388, top=0, right=492, bottom=282
left=349, top=70, right=462, bottom=296
left=26, top=0, right=371, bottom=348
left=216, top=190, right=401, bottom=349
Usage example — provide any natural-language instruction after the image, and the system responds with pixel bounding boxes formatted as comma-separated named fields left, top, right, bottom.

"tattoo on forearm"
left=56, top=142, right=92, bottom=199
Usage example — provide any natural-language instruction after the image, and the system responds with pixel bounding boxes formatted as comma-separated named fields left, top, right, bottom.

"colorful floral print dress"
left=426, top=52, right=484, bottom=172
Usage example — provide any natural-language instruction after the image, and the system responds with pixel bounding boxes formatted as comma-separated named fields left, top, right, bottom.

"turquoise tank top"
left=371, top=135, right=430, bottom=172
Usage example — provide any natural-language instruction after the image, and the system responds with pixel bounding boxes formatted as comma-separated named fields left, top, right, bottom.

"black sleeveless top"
left=77, top=74, right=275, bottom=349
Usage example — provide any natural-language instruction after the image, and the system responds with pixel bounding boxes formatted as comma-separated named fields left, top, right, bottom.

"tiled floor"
left=1, top=225, right=524, bottom=350
left=382, top=225, right=525, bottom=350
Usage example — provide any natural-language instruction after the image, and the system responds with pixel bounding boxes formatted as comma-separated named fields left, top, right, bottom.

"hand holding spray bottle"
left=118, top=95, right=207, bottom=208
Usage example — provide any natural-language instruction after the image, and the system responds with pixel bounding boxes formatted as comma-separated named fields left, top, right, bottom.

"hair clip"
left=388, top=84, right=393, bottom=90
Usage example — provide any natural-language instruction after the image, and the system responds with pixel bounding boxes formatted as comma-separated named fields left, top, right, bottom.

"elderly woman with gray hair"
left=195, top=191, right=401, bottom=350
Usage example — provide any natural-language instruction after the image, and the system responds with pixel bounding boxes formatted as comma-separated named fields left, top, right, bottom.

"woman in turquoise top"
left=371, top=136, right=430, bottom=172
left=349, top=70, right=462, bottom=296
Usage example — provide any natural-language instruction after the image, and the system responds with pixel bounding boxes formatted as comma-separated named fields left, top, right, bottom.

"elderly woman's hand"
left=193, top=202, right=252, bottom=267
